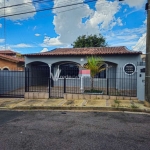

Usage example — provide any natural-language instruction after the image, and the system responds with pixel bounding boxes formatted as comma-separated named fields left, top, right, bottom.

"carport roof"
left=24, top=46, right=142, bottom=56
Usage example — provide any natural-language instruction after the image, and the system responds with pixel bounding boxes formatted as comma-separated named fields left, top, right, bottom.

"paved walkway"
left=0, top=98, right=150, bottom=113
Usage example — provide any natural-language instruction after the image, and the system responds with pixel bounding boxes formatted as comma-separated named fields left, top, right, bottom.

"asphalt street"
left=0, top=111, right=150, bottom=150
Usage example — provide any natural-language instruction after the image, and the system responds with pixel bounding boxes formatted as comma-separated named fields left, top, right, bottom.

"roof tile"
left=24, top=46, right=142, bottom=56
left=0, top=50, right=16, bottom=54
left=0, top=54, right=24, bottom=63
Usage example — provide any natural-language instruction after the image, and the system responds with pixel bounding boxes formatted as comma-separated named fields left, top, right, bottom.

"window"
left=95, top=64, right=107, bottom=78
left=96, top=70, right=106, bottom=78
left=124, top=63, right=136, bottom=75
left=59, top=64, right=79, bottom=78
left=2, top=66, right=10, bottom=71
left=3, top=68, right=9, bottom=70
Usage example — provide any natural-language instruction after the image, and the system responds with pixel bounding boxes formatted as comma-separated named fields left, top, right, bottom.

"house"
left=0, top=50, right=24, bottom=70
left=24, top=46, right=142, bottom=75
left=24, top=46, right=142, bottom=96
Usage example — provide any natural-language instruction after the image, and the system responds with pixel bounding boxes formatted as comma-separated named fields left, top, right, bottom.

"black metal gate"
left=25, top=67, right=64, bottom=98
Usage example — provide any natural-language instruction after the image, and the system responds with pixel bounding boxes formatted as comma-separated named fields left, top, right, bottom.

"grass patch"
left=84, top=89, right=103, bottom=94
left=131, top=103, right=139, bottom=109
left=112, top=99, right=121, bottom=108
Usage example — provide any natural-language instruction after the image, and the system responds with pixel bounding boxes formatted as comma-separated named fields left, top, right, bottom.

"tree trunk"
left=91, top=77, right=94, bottom=90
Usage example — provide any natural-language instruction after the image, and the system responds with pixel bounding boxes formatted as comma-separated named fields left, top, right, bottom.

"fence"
left=0, top=66, right=137, bottom=98
left=0, top=69, right=25, bottom=97
left=25, top=66, right=137, bottom=98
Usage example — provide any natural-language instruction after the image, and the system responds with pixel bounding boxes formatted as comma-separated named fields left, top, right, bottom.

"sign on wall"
left=124, top=63, right=136, bottom=75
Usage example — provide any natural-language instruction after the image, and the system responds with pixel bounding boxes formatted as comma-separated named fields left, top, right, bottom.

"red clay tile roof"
left=0, top=50, right=16, bottom=55
left=0, top=54, right=24, bottom=63
left=24, top=46, right=142, bottom=56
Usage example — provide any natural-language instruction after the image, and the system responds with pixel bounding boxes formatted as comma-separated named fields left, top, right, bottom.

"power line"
left=0, top=0, right=98, bottom=18
left=0, top=0, right=53, bottom=10
left=0, top=0, right=77, bottom=17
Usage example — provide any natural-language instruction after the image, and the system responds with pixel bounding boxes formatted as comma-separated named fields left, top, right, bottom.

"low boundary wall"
left=24, top=92, right=138, bottom=100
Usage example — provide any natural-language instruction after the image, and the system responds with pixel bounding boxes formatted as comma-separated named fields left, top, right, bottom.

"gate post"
left=137, top=66, right=145, bottom=100
left=48, top=77, right=51, bottom=98
left=25, top=67, right=29, bottom=92
left=25, top=67, right=27, bottom=92
left=64, top=77, right=66, bottom=93
left=107, top=78, right=109, bottom=95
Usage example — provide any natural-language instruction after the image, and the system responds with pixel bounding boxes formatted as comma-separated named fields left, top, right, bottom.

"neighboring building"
left=0, top=50, right=24, bottom=70
left=141, top=54, right=146, bottom=62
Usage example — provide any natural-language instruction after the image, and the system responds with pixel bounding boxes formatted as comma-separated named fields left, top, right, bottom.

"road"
left=0, top=110, right=150, bottom=150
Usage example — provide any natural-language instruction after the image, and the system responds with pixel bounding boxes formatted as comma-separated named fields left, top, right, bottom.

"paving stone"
left=90, top=95, right=97, bottom=100
left=72, top=94, right=79, bottom=100
left=84, top=94, right=91, bottom=100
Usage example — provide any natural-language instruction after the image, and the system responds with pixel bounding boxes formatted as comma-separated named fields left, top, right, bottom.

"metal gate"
left=0, top=69, right=25, bottom=98
left=25, top=66, right=138, bottom=98
left=25, top=67, right=64, bottom=98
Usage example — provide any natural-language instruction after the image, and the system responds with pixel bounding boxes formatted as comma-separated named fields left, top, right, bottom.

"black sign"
left=124, top=64, right=135, bottom=75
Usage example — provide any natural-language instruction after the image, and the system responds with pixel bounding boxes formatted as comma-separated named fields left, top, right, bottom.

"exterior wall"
left=0, top=59, right=24, bottom=70
left=25, top=55, right=141, bottom=69
left=25, top=54, right=141, bottom=93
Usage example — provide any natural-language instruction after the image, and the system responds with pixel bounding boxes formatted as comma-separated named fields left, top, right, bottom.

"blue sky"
left=0, top=0, right=147, bottom=54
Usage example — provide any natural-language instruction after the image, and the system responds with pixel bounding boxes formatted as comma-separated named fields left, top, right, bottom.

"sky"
left=0, top=0, right=147, bottom=54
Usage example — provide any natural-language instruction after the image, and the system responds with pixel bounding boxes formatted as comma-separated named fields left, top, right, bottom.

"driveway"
left=0, top=111, right=150, bottom=150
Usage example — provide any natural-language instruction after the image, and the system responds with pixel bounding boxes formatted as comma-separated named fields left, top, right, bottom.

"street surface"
left=0, top=111, right=150, bottom=150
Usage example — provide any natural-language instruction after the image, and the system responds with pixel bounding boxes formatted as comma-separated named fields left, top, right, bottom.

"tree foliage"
left=72, top=34, right=107, bottom=48
left=83, top=56, right=105, bottom=89
left=84, top=56, right=105, bottom=78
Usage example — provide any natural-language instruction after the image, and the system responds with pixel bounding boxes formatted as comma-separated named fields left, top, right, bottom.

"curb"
left=10, top=106, right=150, bottom=113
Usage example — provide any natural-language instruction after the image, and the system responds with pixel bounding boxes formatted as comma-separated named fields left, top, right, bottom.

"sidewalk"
left=0, top=98, right=150, bottom=113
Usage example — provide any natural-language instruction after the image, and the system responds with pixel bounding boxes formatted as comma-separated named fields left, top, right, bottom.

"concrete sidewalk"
left=0, top=98, right=150, bottom=113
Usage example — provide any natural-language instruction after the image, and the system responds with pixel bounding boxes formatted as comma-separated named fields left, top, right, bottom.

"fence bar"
left=48, top=77, right=51, bottom=98
left=64, top=77, right=66, bottom=93
left=107, top=78, right=109, bottom=95
left=25, top=68, right=27, bottom=92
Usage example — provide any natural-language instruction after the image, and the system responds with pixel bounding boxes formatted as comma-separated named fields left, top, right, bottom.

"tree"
left=83, top=56, right=105, bottom=90
left=72, top=34, right=107, bottom=48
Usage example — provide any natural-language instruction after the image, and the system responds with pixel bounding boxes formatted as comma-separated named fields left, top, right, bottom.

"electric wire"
left=0, top=0, right=54, bottom=9
left=0, top=0, right=98, bottom=18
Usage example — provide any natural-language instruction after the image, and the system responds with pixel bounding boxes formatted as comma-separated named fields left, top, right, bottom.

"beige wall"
left=0, top=59, right=24, bottom=70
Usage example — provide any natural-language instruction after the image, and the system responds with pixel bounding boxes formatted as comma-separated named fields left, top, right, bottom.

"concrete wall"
left=137, top=66, right=145, bottom=101
left=64, top=93, right=138, bottom=100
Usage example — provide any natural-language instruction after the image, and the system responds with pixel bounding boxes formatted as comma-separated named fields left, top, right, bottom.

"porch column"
left=79, top=64, right=84, bottom=93
left=48, top=64, right=51, bottom=77
left=106, top=63, right=108, bottom=79
left=48, top=64, right=54, bottom=87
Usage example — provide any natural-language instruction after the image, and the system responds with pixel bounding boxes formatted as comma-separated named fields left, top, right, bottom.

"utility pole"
left=145, top=0, right=150, bottom=103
